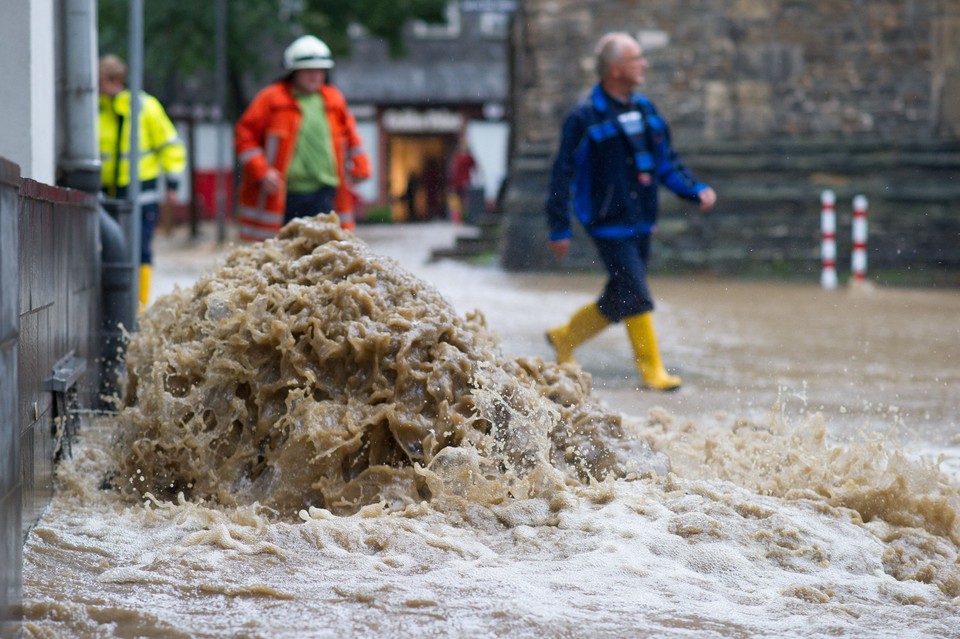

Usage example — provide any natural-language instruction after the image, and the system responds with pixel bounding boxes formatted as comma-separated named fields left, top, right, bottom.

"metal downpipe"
left=98, top=204, right=134, bottom=407
left=58, top=0, right=101, bottom=193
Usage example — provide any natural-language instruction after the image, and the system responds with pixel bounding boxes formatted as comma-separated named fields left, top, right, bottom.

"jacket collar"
left=99, top=89, right=134, bottom=115
left=591, top=84, right=643, bottom=115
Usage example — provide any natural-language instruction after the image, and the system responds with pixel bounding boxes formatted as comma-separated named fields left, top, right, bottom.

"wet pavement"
left=152, top=219, right=960, bottom=459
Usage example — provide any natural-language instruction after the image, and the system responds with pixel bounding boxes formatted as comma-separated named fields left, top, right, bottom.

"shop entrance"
left=388, top=134, right=453, bottom=222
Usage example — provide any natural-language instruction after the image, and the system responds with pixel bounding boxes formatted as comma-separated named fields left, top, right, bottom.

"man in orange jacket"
left=235, top=35, right=371, bottom=241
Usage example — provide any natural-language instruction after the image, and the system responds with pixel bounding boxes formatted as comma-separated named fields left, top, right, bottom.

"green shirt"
left=286, top=92, right=339, bottom=193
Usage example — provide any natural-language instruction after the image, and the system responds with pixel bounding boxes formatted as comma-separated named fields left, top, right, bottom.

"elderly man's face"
left=616, top=41, right=648, bottom=88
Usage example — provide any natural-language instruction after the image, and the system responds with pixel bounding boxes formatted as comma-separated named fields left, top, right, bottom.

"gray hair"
left=594, top=32, right=636, bottom=78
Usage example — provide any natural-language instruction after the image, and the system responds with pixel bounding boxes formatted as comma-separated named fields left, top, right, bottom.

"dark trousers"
left=108, top=178, right=159, bottom=265
left=284, top=186, right=337, bottom=225
left=593, top=233, right=654, bottom=322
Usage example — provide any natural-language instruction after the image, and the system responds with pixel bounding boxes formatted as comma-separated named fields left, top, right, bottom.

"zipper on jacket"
left=111, top=112, right=124, bottom=199
left=595, top=185, right=615, bottom=222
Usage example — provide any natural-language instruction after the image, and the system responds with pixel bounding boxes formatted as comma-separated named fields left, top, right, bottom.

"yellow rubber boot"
left=546, top=303, right=610, bottom=364
left=138, top=264, right=152, bottom=312
left=624, top=312, right=682, bottom=391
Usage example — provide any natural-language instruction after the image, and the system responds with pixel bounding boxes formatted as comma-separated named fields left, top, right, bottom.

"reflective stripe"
left=138, top=190, right=160, bottom=205
left=237, top=223, right=278, bottom=241
left=338, top=211, right=355, bottom=230
left=347, top=146, right=365, bottom=158
left=236, top=206, right=282, bottom=242
left=239, top=148, right=264, bottom=164
left=108, top=145, right=180, bottom=162
left=237, top=205, right=283, bottom=226
left=153, top=139, right=184, bottom=156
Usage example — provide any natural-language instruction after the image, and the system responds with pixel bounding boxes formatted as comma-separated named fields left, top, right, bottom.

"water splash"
left=114, top=215, right=667, bottom=516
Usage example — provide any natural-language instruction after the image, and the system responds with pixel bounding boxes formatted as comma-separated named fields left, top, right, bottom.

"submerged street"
left=18, top=217, right=952, bottom=639
left=154, top=220, right=960, bottom=462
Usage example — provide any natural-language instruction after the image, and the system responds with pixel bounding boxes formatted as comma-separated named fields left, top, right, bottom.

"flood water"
left=20, top=218, right=960, bottom=638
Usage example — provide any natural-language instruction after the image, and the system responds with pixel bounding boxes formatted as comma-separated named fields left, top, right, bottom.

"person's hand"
left=261, top=168, right=283, bottom=195
left=548, top=238, right=570, bottom=259
left=698, top=187, right=717, bottom=212
left=164, top=189, right=178, bottom=206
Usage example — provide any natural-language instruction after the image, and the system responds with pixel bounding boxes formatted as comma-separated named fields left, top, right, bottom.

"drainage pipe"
left=57, top=0, right=138, bottom=401
left=57, top=0, right=101, bottom=194
left=126, top=0, right=144, bottom=324
left=98, top=203, right=134, bottom=406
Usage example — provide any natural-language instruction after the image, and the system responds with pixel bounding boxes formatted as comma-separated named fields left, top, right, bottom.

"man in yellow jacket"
left=98, top=54, right=186, bottom=309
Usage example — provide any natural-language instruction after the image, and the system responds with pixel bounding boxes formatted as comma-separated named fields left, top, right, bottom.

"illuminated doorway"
left=388, top=135, right=452, bottom=222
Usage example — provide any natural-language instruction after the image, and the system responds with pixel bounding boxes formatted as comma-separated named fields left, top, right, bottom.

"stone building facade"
left=501, top=0, right=960, bottom=284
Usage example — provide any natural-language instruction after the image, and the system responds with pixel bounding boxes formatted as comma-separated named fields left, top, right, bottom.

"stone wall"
left=501, top=0, right=960, bottom=282
left=512, top=0, right=960, bottom=144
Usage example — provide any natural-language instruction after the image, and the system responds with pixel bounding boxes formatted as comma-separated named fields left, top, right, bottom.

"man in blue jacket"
left=545, top=31, right=717, bottom=391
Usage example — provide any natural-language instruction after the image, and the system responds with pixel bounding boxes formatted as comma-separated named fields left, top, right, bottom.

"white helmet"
left=283, top=35, right=334, bottom=71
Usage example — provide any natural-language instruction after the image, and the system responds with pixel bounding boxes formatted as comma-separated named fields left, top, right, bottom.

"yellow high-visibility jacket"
left=99, top=89, right=186, bottom=197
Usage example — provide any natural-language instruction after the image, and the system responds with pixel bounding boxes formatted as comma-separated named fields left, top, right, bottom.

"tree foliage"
left=300, top=0, right=447, bottom=56
left=97, top=0, right=447, bottom=113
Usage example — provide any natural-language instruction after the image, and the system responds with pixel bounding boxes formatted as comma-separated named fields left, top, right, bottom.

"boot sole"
left=644, top=383, right=682, bottom=392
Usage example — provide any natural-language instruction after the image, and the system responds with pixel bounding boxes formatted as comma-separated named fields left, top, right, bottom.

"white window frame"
left=478, top=11, right=510, bottom=38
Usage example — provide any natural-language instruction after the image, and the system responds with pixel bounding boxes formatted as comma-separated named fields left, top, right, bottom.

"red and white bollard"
left=851, top=195, right=868, bottom=285
left=820, top=190, right=837, bottom=289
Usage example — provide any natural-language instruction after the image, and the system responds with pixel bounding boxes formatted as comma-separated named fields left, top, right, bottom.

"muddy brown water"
left=19, top=218, right=960, bottom=638
left=359, top=223, right=957, bottom=449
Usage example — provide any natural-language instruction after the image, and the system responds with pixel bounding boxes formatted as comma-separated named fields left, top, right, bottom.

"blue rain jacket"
left=545, top=85, right=707, bottom=241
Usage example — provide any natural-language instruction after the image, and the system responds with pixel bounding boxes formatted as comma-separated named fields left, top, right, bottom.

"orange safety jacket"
left=235, top=81, right=371, bottom=241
